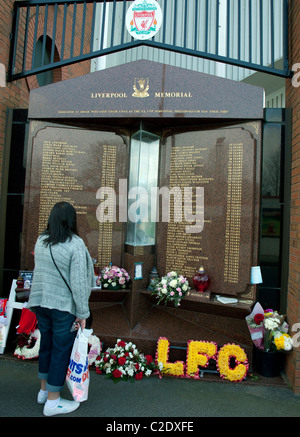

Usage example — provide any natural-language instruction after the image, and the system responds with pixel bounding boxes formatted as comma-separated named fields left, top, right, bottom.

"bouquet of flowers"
left=245, top=302, right=265, bottom=350
left=96, top=264, right=130, bottom=289
left=246, top=302, right=293, bottom=352
left=95, top=339, right=162, bottom=382
left=152, top=271, right=190, bottom=307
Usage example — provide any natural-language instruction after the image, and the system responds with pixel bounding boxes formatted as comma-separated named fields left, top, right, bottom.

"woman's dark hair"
left=42, top=201, right=78, bottom=246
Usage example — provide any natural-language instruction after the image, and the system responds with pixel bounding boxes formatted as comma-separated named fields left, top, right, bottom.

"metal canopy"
left=8, top=0, right=292, bottom=82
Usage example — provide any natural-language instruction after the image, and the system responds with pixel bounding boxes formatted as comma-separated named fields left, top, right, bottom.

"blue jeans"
left=35, top=307, right=76, bottom=392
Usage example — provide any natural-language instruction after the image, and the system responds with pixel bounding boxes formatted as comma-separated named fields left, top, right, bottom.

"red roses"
left=254, top=313, right=264, bottom=325
left=118, top=356, right=126, bottom=365
left=95, top=339, right=159, bottom=382
left=146, top=354, right=153, bottom=364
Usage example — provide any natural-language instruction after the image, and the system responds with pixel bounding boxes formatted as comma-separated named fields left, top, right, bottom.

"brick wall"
left=0, top=1, right=93, bottom=297
left=0, top=1, right=28, bottom=195
left=0, top=0, right=92, bottom=195
left=285, top=0, right=300, bottom=394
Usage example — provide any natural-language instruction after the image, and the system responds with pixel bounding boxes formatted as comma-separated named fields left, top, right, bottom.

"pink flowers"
left=97, top=265, right=130, bottom=289
left=152, top=271, right=190, bottom=307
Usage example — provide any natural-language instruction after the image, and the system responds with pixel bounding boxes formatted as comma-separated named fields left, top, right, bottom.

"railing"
left=8, top=0, right=292, bottom=82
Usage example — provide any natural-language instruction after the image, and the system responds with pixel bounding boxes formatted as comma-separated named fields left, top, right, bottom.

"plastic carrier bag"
left=66, top=328, right=93, bottom=402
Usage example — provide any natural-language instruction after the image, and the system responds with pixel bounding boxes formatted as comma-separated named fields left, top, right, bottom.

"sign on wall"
left=126, top=0, right=163, bottom=40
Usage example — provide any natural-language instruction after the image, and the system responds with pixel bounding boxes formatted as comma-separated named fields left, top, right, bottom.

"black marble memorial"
left=22, top=60, right=264, bottom=358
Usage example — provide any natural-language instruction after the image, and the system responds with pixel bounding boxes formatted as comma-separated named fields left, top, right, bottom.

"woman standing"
left=27, top=201, right=95, bottom=416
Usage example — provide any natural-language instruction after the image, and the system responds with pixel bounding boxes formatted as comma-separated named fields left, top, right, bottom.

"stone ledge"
left=140, top=289, right=253, bottom=319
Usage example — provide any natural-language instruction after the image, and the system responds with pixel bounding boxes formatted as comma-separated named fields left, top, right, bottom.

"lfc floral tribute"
left=95, top=339, right=162, bottom=382
left=96, top=264, right=130, bottom=289
left=245, top=302, right=293, bottom=352
left=155, top=337, right=249, bottom=382
left=152, top=271, right=190, bottom=307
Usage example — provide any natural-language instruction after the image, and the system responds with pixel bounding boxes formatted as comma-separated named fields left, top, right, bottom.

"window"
left=34, top=36, right=54, bottom=86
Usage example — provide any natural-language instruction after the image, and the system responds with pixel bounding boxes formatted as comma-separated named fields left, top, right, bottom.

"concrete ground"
left=1, top=356, right=300, bottom=421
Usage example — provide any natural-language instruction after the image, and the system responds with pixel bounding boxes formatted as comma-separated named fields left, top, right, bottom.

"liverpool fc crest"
left=126, top=0, right=162, bottom=40
left=132, top=78, right=150, bottom=98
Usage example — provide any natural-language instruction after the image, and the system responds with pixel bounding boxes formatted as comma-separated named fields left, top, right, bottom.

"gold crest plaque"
left=132, top=78, right=150, bottom=98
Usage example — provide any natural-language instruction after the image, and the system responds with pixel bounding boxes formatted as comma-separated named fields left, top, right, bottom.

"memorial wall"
left=22, top=60, right=264, bottom=304
left=157, top=123, right=261, bottom=297
left=22, top=123, right=128, bottom=271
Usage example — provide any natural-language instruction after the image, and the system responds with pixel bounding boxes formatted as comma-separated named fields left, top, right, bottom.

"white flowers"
left=158, top=361, right=164, bottom=371
left=152, top=271, right=190, bottom=307
left=14, top=329, right=41, bottom=360
left=95, top=339, right=159, bottom=381
left=264, top=317, right=281, bottom=330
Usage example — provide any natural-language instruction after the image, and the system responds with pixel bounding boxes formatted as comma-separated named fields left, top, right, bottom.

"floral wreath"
left=155, top=337, right=185, bottom=377
left=95, top=339, right=161, bottom=382
left=186, top=340, right=218, bottom=378
left=88, top=335, right=102, bottom=366
left=216, top=343, right=249, bottom=382
left=14, top=329, right=41, bottom=360
left=14, top=329, right=101, bottom=364
left=156, top=337, right=249, bottom=382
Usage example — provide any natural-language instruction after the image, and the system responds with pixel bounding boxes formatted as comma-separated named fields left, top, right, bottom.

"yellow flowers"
left=186, top=341, right=217, bottom=376
left=217, top=344, right=248, bottom=382
left=274, top=332, right=293, bottom=351
left=156, top=338, right=249, bottom=382
left=156, top=337, right=185, bottom=376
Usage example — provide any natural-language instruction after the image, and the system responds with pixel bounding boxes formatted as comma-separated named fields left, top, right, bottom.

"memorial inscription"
left=21, top=123, right=127, bottom=270
left=165, top=144, right=213, bottom=277
left=28, top=60, right=264, bottom=121
left=224, top=143, right=243, bottom=284
left=97, top=144, right=117, bottom=267
left=157, top=124, right=261, bottom=297
left=39, top=140, right=86, bottom=234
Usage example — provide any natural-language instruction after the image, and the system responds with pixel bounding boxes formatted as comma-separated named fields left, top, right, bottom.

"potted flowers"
left=95, top=339, right=162, bottom=382
left=246, top=303, right=293, bottom=377
left=96, top=264, right=130, bottom=290
left=152, top=271, right=190, bottom=307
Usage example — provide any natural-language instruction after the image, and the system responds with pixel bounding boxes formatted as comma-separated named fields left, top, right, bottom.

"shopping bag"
left=66, top=328, right=93, bottom=402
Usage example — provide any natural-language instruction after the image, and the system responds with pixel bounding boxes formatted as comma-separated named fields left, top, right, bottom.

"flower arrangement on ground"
left=14, top=329, right=41, bottom=359
left=246, top=302, right=293, bottom=352
left=217, top=343, right=249, bottom=382
left=96, top=264, right=130, bottom=289
left=95, top=339, right=162, bottom=382
left=152, top=271, right=190, bottom=307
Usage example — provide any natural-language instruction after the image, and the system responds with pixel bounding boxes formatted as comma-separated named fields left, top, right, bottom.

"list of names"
left=38, top=140, right=85, bottom=234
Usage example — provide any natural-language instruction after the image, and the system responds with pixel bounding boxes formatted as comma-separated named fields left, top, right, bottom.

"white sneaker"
left=37, top=390, right=48, bottom=404
left=43, top=398, right=80, bottom=417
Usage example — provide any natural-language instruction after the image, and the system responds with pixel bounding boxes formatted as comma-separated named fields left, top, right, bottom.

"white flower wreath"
left=14, top=329, right=101, bottom=365
left=14, top=329, right=41, bottom=360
